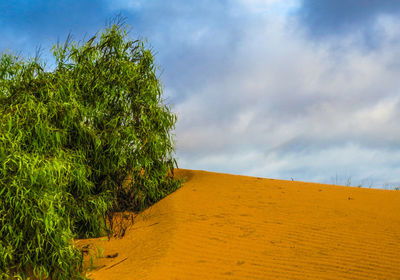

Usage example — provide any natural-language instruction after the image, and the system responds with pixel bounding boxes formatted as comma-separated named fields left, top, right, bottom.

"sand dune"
left=77, top=169, right=400, bottom=279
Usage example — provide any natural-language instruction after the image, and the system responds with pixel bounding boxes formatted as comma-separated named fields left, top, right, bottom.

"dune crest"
left=79, top=169, right=400, bottom=279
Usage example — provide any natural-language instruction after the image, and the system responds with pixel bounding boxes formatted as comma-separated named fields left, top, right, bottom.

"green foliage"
left=0, top=21, right=180, bottom=279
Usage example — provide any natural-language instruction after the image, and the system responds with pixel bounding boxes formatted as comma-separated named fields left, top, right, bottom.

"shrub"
left=0, top=20, right=180, bottom=279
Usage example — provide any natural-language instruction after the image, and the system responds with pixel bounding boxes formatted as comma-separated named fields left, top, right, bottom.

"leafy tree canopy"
left=0, top=19, right=180, bottom=279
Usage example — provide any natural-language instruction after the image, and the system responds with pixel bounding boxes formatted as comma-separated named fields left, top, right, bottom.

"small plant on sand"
left=0, top=17, right=180, bottom=279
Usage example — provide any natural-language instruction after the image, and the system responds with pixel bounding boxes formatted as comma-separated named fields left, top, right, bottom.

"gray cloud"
left=170, top=8, right=400, bottom=188
left=295, top=0, right=400, bottom=48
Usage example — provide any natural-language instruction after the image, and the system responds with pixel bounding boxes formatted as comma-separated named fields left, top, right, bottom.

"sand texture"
left=78, top=169, right=400, bottom=279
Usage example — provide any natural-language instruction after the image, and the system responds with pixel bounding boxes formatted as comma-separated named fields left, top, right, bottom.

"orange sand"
left=77, top=169, right=400, bottom=279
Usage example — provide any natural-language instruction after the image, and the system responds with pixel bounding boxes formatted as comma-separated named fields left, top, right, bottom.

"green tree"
left=0, top=21, right=180, bottom=279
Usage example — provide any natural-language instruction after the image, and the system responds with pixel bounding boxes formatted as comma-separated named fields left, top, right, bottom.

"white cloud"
left=232, top=111, right=255, bottom=133
left=354, top=97, right=399, bottom=129
left=172, top=7, right=400, bottom=188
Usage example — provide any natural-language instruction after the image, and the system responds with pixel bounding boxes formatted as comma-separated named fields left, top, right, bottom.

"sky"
left=1, top=0, right=400, bottom=189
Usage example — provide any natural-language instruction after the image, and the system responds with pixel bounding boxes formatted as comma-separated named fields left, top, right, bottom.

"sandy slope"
left=78, top=169, right=400, bottom=279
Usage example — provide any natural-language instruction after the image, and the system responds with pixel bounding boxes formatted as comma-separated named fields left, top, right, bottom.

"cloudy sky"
left=2, top=0, right=400, bottom=188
